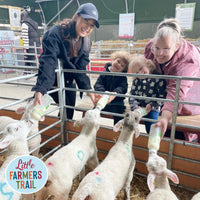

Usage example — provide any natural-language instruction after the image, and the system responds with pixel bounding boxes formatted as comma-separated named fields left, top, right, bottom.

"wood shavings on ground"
left=67, top=166, right=196, bottom=200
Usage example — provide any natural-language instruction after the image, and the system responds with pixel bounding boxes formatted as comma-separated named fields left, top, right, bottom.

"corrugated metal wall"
left=0, top=0, right=199, bottom=40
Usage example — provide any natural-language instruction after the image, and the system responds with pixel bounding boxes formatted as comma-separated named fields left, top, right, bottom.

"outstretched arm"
left=155, top=110, right=172, bottom=138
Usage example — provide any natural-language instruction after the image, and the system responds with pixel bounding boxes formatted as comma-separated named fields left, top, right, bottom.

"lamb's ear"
left=134, top=128, right=140, bottom=138
left=113, top=119, right=124, bottom=132
left=16, top=107, right=25, bottom=114
left=165, top=169, right=179, bottom=184
left=39, top=116, right=45, bottom=122
left=73, top=120, right=79, bottom=127
left=0, top=135, right=15, bottom=149
left=73, top=118, right=84, bottom=127
left=147, top=173, right=156, bottom=192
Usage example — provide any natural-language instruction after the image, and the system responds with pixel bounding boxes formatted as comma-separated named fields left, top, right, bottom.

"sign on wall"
left=9, top=6, right=21, bottom=31
left=119, top=13, right=135, bottom=38
left=175, top=3, right=196, bottom=31
left=0, top=30, right=17, bottom=72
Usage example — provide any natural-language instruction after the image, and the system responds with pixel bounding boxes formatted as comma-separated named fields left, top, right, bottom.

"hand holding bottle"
left=34, top=91, right=43, bottom=106
left=96, top=94, right=110, bottom=110
left=30, top=94, right=53, bottom=121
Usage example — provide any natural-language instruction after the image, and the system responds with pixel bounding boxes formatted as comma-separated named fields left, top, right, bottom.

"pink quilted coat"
left=145, top=39, right=200, bottom=141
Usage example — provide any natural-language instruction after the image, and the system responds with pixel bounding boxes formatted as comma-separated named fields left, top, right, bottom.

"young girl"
left=128, top=55, right=166, bottom=133
left=94, top=50, right=131, bottom=124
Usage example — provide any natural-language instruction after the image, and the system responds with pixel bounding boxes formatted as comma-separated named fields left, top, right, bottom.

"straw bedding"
left=0, top=149, right=196, bottom=200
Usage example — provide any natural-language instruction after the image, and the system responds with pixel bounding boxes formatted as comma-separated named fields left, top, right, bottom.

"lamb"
left=0, top=120, right=30, bottom=200
left=72, top=110, right=140, bottom=200
left=0, top=99, right=42, bottom=157
left=146, top=152, right=179, bottom=200
left=191, top=192, right=200, bottom=200
left=35, top=107, right=101, bottom=200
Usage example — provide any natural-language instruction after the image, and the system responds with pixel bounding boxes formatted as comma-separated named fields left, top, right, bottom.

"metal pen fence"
left=0, top=41, right=200, bottom=192
left=90, top=40, right=200, bottom=58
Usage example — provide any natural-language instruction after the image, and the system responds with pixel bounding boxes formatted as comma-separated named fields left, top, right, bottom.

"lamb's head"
left=146, top=154, right=179, bottom=192
left=147, top=153, right=166, bottom=175
left=0, top=121, right=30, bottom=149
left=74, top=108, right=101, bottom=127
left=113, top=111, right=140, bottom=138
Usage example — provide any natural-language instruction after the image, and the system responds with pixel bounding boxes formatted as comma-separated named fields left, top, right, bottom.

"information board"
left=175, top=3, right=196, bottom=31
left=119, top=13, right=135, bottom=38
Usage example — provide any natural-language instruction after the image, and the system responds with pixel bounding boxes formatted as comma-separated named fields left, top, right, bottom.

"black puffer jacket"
left=94, top=62, right=128, bottom=104
left=32, top=25, right=92, bottom=95
left=21, top=11, right=40, bottom=47
left=23, top=18, right=40, bottom=46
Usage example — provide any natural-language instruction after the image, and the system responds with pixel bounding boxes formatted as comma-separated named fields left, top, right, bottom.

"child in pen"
left=94, top=50, right=131, bottom=125
left=128, top=55, right=166, bottom=133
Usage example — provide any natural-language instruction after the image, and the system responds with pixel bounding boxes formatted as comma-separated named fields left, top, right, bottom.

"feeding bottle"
left=135, top=107, right=147, bottom=117
left=96, top=94, right=109, bottom=110
left=30, top=94, right=53, bottom=122
left=148, top=124, right=161, bottom=153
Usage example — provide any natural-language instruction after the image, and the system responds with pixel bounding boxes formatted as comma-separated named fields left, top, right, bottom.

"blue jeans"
left=144, top=110, right=159, bottom=133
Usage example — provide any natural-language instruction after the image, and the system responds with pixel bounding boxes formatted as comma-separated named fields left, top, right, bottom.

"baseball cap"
left=76, top=3, right=99, bottom=28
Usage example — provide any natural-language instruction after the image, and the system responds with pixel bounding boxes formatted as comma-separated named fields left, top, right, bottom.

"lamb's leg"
left=124, top=157, right=136, bottom=200
left=87, top=149, right=99, bottom=170
left=30, top=148, right=40, bottom=157
left=79, top=166, right=86, bottom=181
left=79, top=152, right=99, bottom=181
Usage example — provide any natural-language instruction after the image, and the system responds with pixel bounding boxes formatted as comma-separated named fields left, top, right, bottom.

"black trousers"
left=103, top=103, right=126, bottom=125
left=50, top=83, right=76, bottom=119
left=25, top=47, right=40, bottom=67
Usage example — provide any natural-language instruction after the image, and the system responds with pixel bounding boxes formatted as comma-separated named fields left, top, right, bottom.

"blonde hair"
left=111, top=50, right=131, bottom=72
left=155, top=18, right=183, bottom=43
left=129, top=54, right=156, bottom=74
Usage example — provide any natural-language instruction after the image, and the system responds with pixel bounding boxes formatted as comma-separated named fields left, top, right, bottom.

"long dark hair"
left=60, top=18, right=81, bottom=57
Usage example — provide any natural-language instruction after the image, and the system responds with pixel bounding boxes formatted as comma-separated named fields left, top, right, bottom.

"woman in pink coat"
left=144, top=18, right=200, bottom=142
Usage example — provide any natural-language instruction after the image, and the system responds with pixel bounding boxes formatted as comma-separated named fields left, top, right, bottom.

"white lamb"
left=0, top=99, right=43, bottom=157
left=146, top=152, right=179, bottom=200
left=0, top=120, right=30, bottom=200
left=72, top=110, right=140, bottom=200
left=35, top=107, right=101, bottom=200
left=191, top=192, right=200, bottom=200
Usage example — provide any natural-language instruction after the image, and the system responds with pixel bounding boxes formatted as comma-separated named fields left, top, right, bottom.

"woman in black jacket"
left=32, top=3, right=99, bottom=119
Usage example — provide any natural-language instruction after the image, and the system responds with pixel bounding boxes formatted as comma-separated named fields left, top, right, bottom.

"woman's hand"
left=146, top=104, right=152, bottom=114
left=154, top=110, right=172, bottom=138
left=94, top=94, right=102, bottom=105
left=87, top=92, right=96, bottom=106
left=34, top=92, right=43, bottom=106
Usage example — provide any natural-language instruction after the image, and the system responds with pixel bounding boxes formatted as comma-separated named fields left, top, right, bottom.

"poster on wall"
left=119, top=13, right=135, bottom=38
left=9, top=6, right=21, bottom=31
left=0, top=30, right=17, bottom=73
left=175, top=3, right=196, bottom=31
